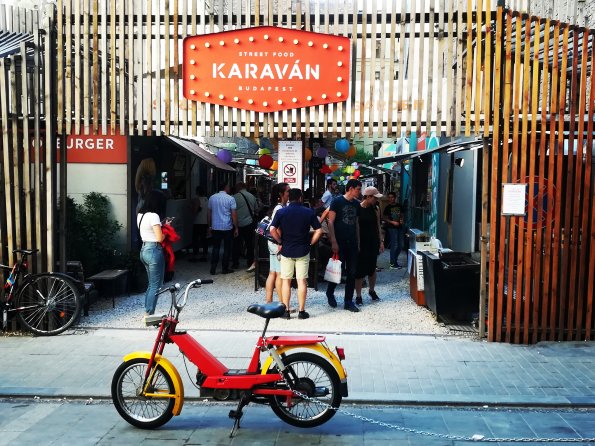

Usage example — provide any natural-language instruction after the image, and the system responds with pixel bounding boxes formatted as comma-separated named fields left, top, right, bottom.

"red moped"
left=111, top=279, right=348, bottom=436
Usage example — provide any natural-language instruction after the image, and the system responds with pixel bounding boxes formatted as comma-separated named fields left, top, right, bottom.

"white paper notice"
left=278, top=141, right=303, bottom=189
left=501, top=183, right=527, bottom=216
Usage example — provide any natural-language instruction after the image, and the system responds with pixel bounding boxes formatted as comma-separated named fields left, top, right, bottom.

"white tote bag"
left=323, top=254, right=342, bottom=284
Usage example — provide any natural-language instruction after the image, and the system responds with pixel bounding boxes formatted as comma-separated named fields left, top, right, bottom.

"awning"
left=370, top=138, right=483, bottom=166
left=166, top=136, right=235, bottom=172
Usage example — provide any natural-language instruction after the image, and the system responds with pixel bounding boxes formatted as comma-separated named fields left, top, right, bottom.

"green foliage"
left=63, top=192, right=123, bottom=276
left=351, top=148, right=373, bottom=164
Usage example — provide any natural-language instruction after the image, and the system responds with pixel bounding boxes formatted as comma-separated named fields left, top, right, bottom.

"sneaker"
left=355, top=296, right=363, bottom=306
left=344, top=302, right=360, bottom=312
left=369, top=290, right=380, bottom=301
left=282, top=310, right=291, bottom=319
left=389, top=263, right=402, bottom=270
left=298, top=310, right=310, bottom=319
left=246, top=264, right=256, bottom=272
left=326, top=292, right=338, bottom=308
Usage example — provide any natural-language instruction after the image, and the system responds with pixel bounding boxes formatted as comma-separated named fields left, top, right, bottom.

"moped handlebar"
left=178, top=278, right=213, bottom=310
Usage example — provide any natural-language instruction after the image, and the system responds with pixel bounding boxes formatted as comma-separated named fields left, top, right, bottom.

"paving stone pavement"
left=1, top=327, right=595, bottom=406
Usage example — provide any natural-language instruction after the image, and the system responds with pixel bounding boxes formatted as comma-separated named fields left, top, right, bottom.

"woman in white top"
left=137, top=190, right=166, bottom=319
left=265, top=182, right=289, bottom=303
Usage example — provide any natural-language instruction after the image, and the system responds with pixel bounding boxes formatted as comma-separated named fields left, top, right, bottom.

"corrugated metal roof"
left=0, top=30, right=33, bottom=58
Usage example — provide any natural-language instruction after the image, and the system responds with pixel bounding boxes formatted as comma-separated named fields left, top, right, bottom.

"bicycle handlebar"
left=177, top=279, right=213, bottom=310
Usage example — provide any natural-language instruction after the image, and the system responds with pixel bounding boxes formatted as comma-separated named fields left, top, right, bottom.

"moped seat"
left=247, top=302, right=287, bottom=319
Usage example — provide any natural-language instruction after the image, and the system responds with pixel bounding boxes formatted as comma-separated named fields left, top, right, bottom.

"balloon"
left=257, top=148, right=271, bottom=155
left=346, top=145, right=356, bottom=158
left=353, top=170, right=361, bottom=178
left=259, top=154, right=274, bottom=169
left=217, top=149, right=233, bottom=163
left=270, top=161, right=278, bottom=171
left=316, top=147, right=328, bottom=158
left=352, top=162, right=359, bottom=167
left=320, top=164, right=332, bottom=174
left=329, top=164, right=340, bottom=172
left=335, top=138, right=350, bottom=153
left=340, top=176, right=345, bottom=181
left=305, top=148, right=312, bottom=161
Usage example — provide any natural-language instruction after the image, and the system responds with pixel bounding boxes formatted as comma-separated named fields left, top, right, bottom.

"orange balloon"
left=346, top=145, right=356, bottom=158
left=270, top=160, right=278, bottom=171
left=305, top=148, right=312, bottom=161
left=329, top=164, right=340, bottom=172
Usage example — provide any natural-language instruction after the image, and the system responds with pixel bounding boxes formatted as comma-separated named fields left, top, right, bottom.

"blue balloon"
left=335, top=138, right=350, bottom=153
left=217, top=149, right=233, bottom=164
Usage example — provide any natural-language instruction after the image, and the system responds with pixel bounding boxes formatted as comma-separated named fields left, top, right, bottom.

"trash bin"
left=421, top=251, right=480, bottom=322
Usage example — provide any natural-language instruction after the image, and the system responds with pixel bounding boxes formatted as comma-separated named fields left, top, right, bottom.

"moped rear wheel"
left=111, top=358, right=175, bottom=429
left=269, top=352, right=342, bottom=428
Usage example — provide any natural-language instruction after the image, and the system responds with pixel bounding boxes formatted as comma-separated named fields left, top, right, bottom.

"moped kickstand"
left=228, top=391, right=251, bottom=438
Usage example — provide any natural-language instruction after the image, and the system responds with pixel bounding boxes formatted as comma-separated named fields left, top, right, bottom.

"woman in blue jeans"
left=137, top=190, right=166, bottom=320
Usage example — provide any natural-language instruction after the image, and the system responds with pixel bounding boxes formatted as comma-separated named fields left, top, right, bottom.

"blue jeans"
left=388, top=227, right=403, bottom=265
left=211, top=229, right=233, bottom=271
left=140, top=242, right=165, bottom=315
left=326, top=240, right=358, bottom=305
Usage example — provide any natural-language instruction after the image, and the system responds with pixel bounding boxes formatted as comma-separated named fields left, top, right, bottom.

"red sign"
left=183, top=26, right=350, bottom=112
left=56, top=132, right=127, bottom=164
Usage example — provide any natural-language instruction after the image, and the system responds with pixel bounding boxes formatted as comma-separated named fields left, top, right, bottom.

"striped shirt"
left=208, top=191, right=237, bottom=230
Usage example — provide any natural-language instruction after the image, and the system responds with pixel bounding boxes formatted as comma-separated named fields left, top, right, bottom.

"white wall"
left=62, top=164, right=128, bottom=249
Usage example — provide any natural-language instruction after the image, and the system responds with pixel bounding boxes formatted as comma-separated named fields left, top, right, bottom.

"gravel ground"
left=81, top=250, right=450, bottom=335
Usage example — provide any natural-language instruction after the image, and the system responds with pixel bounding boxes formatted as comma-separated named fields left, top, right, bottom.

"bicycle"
left=1, top=249, right=82, bottom=336
left=111, top=279, right=348, bottom=436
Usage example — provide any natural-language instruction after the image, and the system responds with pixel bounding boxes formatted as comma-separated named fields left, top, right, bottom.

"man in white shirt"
left=232, top=182, right=258, bottom=271
left=321, top=178, right=338, bottom=208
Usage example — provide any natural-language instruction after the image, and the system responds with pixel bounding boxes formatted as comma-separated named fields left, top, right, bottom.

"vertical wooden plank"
left=367, top=0, right=377, bottom=138
left=522, top=17, right=540, bottom=345
left=165, top=0, right=171, bottom=136
left=569, top=30, right=589, bottom=340
left=191, top=0, right=197, bottom=137
left=173, top=0, right=180, bottom=136
left=487, top=6, right=503, bottom=342
left=405, top=0, right=415, bottom=136
left=109, top=0, right=116, bottom=133
left=33, top=10, right=42, bottom=270
left=74, top=0, right=81, bottom=134
left=83, top=0, right=90, bottom=134
left=474, top=0, right=483, bottom=135
left=295, top=0, right=303, bottom=137
left=464, top=0, right=473, bottom=135
left=65, top=0, right=72, bottom=134
left=437, top=0, right=446, bottom=136
left=101, top=0, right=107, bottom=134
left=283, top=0, right=291, bottom=139
left=445, top=0, right=454, bottom=135
left=581, top=32, right=595, bottom=340
left=532, top=19, right=550, bottom=344
left=455, top=0, right=464, bottom=136
left=482, top=0, right=491, bottom=137
left=20, top=43, right=33, bottom=252
left=0, top=59, right=14, bottom=260
left=542, top=22, right=559, bottom=341
left=514, top=17, right=531, bottom=344
left=348, top=0, right=356, bottom=138
left=396, top=2, right=409, bottom=138
left=146, top=0, right=153, bottom=135
left=118, top=0, right=125, bottom=134
left=426, top=0, right=435, bottom=136
left=561, top=27, right=579, bottom=340
left=10, top=59, right=22, bottom=249
left=135, top=0, right=144, bottom=134
left=551, top=26, right=569, bottom=341
left=44, top=8, right=55, bottom=269
left=415, top=0, right=426, bottom=137
left=387, top=0, right=399, bottom=137
left=507, top=14, right=523, bottom=344
left=357, top=0, right=367, bottom=138
left=181, top=0, right=189, bottom=136
left=57, top=0, right=64, bottom=134
left=92, top=0, right=99, bottom=134
left=128, top=0, right=135, bottom=135
left=156, top=0, right=163, bottom=136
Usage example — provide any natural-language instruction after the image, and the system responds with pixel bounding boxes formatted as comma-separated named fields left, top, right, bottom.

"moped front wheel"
left=111, top=358, right=175, bottom=429
left=269, top=352, right=342, bottom=428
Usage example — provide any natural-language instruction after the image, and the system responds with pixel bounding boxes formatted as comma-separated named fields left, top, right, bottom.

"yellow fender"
left=123, top=352, right=184, bottom=416
left=260, top=344, right=347, bottom=383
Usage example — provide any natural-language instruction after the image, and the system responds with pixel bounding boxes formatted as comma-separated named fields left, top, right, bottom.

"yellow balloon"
left=270, top=161, right=278, bottom=171
left=257, top=148, right=271, bottom=155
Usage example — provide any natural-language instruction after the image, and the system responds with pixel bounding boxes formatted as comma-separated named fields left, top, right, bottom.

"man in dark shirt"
left=326, top=179, right=362, bottom=312
left=270, top=188, right=322, bottom=320
left=382, top=191, right=404, bottom=269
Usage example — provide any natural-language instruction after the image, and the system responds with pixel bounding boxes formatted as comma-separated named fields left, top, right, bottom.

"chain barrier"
left=291, top=390, right=595, bottom=443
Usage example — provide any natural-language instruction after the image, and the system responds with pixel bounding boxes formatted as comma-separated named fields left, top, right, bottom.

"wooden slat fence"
left=485, top=8, right=595, bottom=342
left=0, top=3, right=55, bottom=271
left=53, top=0, right=495, bottom=139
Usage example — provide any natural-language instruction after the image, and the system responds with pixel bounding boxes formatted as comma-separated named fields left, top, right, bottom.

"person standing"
left=354, top=186, right=384, bottom=305
left=321, top=178, right=339, bottom=209
left=137, top=190, right=167, bottom=321
left=207, top=182, right=238, bottom=275
left=232, top=182, right=258, bottom=272
left=264, top=183, right=289, bottom=303
left=326, top=179, right=362, bottom=313
left=383, top=191, right=404, bottom=269
left=270, top=188, right=322, bottom=320
left=190, top=186, right=209, bottom=261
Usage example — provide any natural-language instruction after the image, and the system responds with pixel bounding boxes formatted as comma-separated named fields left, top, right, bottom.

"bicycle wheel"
left=112, top=358, right=175, bottom=429
left=269, top=352, right=342, bottom=428
left=16, top=273, right=81, bottom=336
